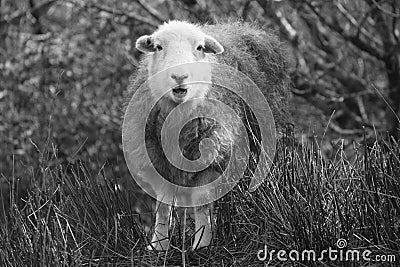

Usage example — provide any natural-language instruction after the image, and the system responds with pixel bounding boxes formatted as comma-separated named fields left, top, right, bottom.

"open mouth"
left=172, top=86, right=188, bottom=98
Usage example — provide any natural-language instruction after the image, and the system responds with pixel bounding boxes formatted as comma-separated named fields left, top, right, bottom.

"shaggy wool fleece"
left=123, top=21, right=292, bottom=188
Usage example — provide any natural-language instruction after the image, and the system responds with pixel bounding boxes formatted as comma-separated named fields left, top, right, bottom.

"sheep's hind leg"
left=147, top=201, right=171, bottom=251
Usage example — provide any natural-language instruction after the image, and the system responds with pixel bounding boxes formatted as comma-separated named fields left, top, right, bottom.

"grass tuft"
left=1, top=134, right=400, bottom=266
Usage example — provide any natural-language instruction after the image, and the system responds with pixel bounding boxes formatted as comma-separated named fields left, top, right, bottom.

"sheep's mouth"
left=172, top=87, right=188, bottom=97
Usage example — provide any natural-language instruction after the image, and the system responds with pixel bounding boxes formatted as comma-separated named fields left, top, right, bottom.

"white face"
left=148, top=37, right=212, bottom=104
left=136, top=22, right=224, bottom=104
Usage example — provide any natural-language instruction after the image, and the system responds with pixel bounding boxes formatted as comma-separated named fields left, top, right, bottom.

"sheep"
left=123, top=20, right=292, bottom=250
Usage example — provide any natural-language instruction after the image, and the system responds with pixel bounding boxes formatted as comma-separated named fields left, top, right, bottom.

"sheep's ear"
left=136, top=35, right=156, bottom=53
left=204, top=35, right=224, bottom=54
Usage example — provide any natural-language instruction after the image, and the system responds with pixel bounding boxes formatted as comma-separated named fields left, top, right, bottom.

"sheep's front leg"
left=148, top=201, right=171, bottom=250
left=192, top=203, right=213, bottom=249
left=191, top=169, right=219, bottom=249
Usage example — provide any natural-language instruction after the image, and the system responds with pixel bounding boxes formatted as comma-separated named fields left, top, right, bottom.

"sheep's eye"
left=156, top=45, right=163, bottom=51
left=196, top=45, right=204, bottom=51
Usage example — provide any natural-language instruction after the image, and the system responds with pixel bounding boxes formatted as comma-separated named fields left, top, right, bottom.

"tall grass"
left=1, top=134, right=399, bottom=266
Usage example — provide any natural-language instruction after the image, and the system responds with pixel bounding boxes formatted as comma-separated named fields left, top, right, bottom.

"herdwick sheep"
left=124, top=20, right=291, bottom=250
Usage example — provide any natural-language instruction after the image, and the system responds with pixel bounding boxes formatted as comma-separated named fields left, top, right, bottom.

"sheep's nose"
left=171, top=73, right=189, bottom=84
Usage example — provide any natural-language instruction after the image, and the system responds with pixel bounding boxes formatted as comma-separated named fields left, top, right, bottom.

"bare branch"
left=355, top=4, right=377, bottom=39
left=336, top=1, right=383, bottom=48
left=275, top=9, right=298, bottom=42
left=366, top=0, right=393, bottom=48
left=0, top=0, right=57, bottom=29
left=163, top=0, right=175, bottom=20
left=176, top=0, right=212, bottom=23
left=135, top=0, right=165, bottom=23
left=356, top=96, right=369, bottom=122
left=305, top=1, right=384, bottom=60
left=67, top=0, right=158, bottom=28
left=391, top=1, right=399, bottom=43
left=241, top=0, right=253, bottom=20
left=371, top=0, right=400, bottom=17
left=255, top=0, right=299, bottom=43
left=291, top=79, right=335, bottom=114
left=329, top=122, right=366, bottom=135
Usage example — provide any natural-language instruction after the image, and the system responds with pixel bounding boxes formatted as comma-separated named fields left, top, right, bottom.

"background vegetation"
left=1, top=0, right=399, bottom=266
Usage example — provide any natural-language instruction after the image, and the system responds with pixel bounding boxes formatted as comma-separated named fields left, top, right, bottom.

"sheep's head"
left=136, top=21, right=224, bottom=104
